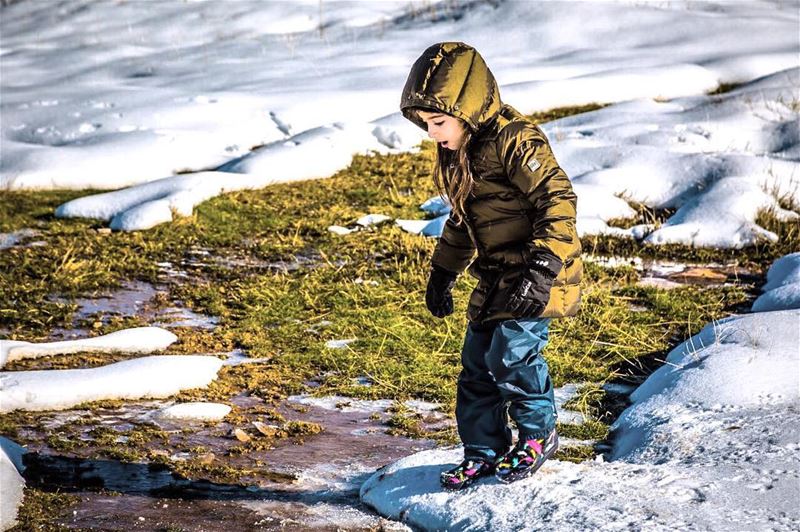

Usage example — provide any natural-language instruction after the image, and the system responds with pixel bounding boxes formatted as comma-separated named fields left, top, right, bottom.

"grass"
left=1, top=102, right=797, bottom=529
left=9, top=489, right=78, bottom=532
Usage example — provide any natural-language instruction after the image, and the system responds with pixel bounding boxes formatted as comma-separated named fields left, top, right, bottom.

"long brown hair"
left=431, top=122, right=474, bottom=225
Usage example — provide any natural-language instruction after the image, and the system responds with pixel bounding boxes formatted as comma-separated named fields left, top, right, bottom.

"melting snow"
left=0, top=327, right=177, bottom=368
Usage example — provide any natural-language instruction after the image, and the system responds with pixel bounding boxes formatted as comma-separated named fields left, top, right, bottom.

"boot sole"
left=495, top=438, right=559, bottom=484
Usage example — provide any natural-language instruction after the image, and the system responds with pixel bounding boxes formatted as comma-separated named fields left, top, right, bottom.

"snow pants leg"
left=456, top=318, right=555, bottom=461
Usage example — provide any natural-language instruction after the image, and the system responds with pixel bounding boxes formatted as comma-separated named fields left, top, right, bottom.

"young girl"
left=400, top=42, right=583, bottom=490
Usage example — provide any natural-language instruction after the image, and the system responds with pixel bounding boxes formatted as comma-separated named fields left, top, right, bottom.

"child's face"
left=417, top=110, right=466, bottom=151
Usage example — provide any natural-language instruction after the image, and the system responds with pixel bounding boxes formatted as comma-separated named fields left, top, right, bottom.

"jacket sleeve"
left=499, top=123, right=581, bottom=276
left=431, top=214, right=476, bottom=274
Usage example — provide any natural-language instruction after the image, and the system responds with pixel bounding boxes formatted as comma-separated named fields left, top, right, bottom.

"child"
left=400, top=42, right=583, bottom=490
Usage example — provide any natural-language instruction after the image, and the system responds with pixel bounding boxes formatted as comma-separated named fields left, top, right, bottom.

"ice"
left=287, top=394, right=441, bottom=416
left=0, top=355, right=223, bottom=413
left=1, top=327, right=178, bottom=368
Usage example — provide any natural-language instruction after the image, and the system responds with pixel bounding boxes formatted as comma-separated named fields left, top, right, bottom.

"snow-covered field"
left=2, top=0, right=798, bottom=242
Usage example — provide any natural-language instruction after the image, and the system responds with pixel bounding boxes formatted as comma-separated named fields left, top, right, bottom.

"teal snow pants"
left=456, top=318, right=556, bottom=461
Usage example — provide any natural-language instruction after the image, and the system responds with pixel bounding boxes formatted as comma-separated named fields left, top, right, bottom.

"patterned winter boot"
left=495, top=429, right=558, bottom=484
left=440, top=458, right=495, bottom=491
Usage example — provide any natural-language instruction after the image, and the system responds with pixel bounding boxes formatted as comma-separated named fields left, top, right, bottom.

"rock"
left=233, top=428, right=251, bottom=442
left=197, top=452, right=215, bottom=465
left=252, top=421, right=279, bottom=437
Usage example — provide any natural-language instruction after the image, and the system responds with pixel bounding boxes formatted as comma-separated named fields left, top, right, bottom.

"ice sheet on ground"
left=553, top=383, right=584, bottom=425
left=0, top=228, right=39, bottom=249
left=153, top=402, right=231, bottom=422
left=4, top=1, right=797, bottom=234
left=752, top=252, right=800, bottom=312
left=222, top=349, right=271, bottom=367
left=0, top=355, right=223, bottom=413
left=288, top=394, right=439, bottom=416
left=153, top=307, right=219, bottom=329
left=360, top=307, right=800, bottom=530
left=0, top=327, right=177, bottom=368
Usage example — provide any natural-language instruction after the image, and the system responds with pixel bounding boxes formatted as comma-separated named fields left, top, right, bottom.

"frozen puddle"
left=47, top=279, right=219, bottom=337
left=11, top=393, right=444, bottom=530
left=0, top=228, right=45, bottom=249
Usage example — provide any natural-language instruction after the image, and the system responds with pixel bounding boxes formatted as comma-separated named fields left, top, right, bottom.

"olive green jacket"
left=400, top=42, right=582, bottom=322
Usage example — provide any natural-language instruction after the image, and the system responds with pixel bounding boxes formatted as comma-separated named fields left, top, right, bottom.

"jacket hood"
left=400, top=42, right=502, bottom=133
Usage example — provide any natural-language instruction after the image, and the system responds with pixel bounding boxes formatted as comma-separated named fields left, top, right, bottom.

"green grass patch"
left=9, top=488, right=78, bottom=532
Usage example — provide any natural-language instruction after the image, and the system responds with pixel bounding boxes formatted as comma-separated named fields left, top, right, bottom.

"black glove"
left=507, top=251, right=562, bottom=318
left=425, top=265, right=457, bottom=318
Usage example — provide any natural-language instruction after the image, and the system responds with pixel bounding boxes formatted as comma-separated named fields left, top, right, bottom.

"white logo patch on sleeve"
left=526, top=158, right=541, bottom=172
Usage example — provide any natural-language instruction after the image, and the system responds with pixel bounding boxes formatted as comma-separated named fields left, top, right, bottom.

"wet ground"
left=3, top=252, right=761, bottom=530
left=19, top=393, right=442, bottom=530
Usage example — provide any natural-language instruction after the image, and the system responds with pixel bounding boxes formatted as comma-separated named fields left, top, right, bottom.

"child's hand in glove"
left=507, top=251, right=562, bottom=318
left=425, top=265, right=457, bottom=318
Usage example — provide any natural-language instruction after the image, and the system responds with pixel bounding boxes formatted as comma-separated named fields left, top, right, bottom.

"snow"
left=360, top=253, right=800, bottom=530
left=0, top=355, right=223, bottom=413
left=153, top=402, right=231, bottom=422
left=0, top=326, right=177, bottom=368
left=356, top=214, right=392, bottom=227
left=0, top=437, right=25, bottom=531
left=752, top=252, right=800, bottom=312
left=1, top=1, right=796, bottom=241
left=324, top=338, right=357, bottom=349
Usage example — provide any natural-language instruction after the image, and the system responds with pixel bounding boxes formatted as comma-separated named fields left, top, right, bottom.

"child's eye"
left=434, top=121, right=444, bottom=126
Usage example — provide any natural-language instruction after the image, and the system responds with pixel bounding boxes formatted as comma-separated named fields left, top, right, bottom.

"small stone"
left=96, top=227, right=112, bottom=235
left=197, top=452, right=215, bottom=465
left=232, top=428, right=251, bottom=442
left=252, top=421, right=279, bottom=437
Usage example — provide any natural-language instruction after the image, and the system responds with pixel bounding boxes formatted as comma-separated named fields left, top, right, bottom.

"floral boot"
left=495, top=429, right=559, bottom=484
left=440, top=458, right=495, bottom=491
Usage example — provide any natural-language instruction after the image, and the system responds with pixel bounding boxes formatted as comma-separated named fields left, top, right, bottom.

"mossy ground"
left=2, top=104, right=797, bottom=528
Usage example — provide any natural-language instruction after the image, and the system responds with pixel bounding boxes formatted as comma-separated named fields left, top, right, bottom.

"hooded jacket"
left=401, top=42, right=582, bottom=322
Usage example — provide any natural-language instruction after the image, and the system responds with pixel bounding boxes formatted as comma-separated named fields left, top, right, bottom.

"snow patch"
left=0, top=355, right=223, bottom=413
left=752, top=252, right=800, bottom=312
left=0, top=437, right=25, bottom=531
left=1, top=327, right=177, bottom=368
left=153, top=402, right=231, bottom=422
